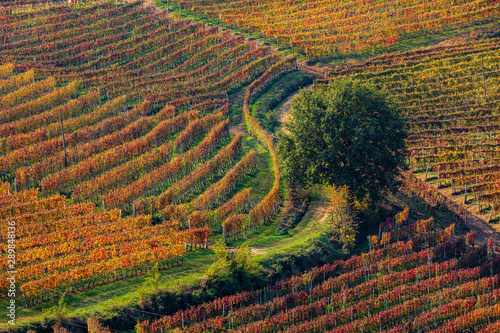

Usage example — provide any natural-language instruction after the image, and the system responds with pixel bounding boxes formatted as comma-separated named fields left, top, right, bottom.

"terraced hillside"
left=0, top=0, right=292, bottom=222
left=0, top=0, right=299, bottom=316
left=3, top=0, right=500, bottom=332
left=136, top=213, right=500, bottom=333
left=179, top=0, right=500, bottom=59
left=0, top=182, right=210, bottom=306
left=323, top=37, right=500, bottom=226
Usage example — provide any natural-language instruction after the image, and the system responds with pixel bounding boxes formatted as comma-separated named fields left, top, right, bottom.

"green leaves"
left=205, top=240, right=263, bottom=296
left=278, top=78, right=407, bottom=204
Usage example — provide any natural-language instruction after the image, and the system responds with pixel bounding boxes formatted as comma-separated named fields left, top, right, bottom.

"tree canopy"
left=277, top=79, right=407, bottom=204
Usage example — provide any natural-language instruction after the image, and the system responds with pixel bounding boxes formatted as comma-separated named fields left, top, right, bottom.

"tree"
left=328, top=185, right=358, bottom=254
left=42, top=292, right=69, bottom=324
left=277, top=79, right=407, bottom=204
left=137, top=263, right=161, bottom=305
left=205, top=240, right=263, bottom=296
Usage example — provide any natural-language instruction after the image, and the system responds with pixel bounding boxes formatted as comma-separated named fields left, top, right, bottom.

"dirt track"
left=299, top=62, right=325, bottom=78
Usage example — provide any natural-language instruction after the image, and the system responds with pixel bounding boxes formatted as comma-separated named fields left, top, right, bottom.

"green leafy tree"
left=137, top=262, right=161, bottom=304
left=277, top=79, right=407, bottom=204
left=42, top=292, right=69, bottom=324
left=205, top=240, right=263, bottom=296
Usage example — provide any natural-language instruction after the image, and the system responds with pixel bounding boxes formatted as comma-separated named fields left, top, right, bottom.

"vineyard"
left=324, top=37, right=500, bottom=225
left=0, top=0, right=295, bottom=228
left=178, top=0, right=500, bottom=60
left=134, top=211, right=500, bottom=333
left=0, top=182, right=210, bottom=306
left=0, top=0, right=301, bottom=317
left=3, top=0, right=500, bottom=331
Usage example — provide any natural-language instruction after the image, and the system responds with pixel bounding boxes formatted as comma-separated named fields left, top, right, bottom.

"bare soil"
left=299, top=62, right=326, bottom=78
left=276, top=83, right=313, bottom=125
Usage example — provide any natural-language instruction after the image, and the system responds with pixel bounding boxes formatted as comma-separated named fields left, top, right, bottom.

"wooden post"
left=59, top=108, right=68, bottom=168
left=464, top=183, right=467, bottom=204
left=482, top=54, right=487, bottom=104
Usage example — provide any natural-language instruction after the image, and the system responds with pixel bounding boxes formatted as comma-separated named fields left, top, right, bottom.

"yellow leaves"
left=0, top=182, right=12, bottom=196
left=133, top=215, right=152, bottom=228
left=370, top=235, right=379, bottom=249
left=0, top=69, right=35, bottom=96
left=381, top=232, right=391, bottom=247
left=445, top=223, right=456, bottom=241
left=7, top=188, right=200, bottom=301
left=216, top=188, right=251, bottom=221
left=395, top=207, right=409, bottom=225
left=156, top=104, right=176, bottom=121
left=0, top=63, right=14, bottom=79
left=0, top=76, right=56, bottom=111
left=416, top=217, right=434, bottom=233
left=223, top=214, right=247, bottom=235
left=0, top=78, right=79, bottom=126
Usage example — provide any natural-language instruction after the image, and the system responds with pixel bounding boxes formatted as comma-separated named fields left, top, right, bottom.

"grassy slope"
left=3, top=251, right=213, bottom=329
left=249, top=71, right=314, bottom=133
left=241, top=185, right=332, bottom=259
left=0, top=138, right=270, bottom=330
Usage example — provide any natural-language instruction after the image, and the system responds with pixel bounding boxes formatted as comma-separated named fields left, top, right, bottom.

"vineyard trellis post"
left=482, top=54, right=487, bottom=104
left=59, top=108, right=68, bottom=168
left=488, top=204, right=495, bottom=223
left=424, top=163, right=430, bottom=181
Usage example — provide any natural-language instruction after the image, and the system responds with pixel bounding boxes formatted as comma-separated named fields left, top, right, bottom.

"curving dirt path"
left=248, top=187, right=331, bottom=256
left=276, top=83, right=313, bottom=126
left=299, top=62, right=326, bottom=79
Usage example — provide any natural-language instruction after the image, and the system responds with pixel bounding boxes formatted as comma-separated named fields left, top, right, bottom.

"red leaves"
left=179, top=0, right=499, bottom=58
left=1, top=186, right=204, bottom=301
left=139, top=214, right=500, bottom=333
left=43, top=42, right=54, bottom=52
